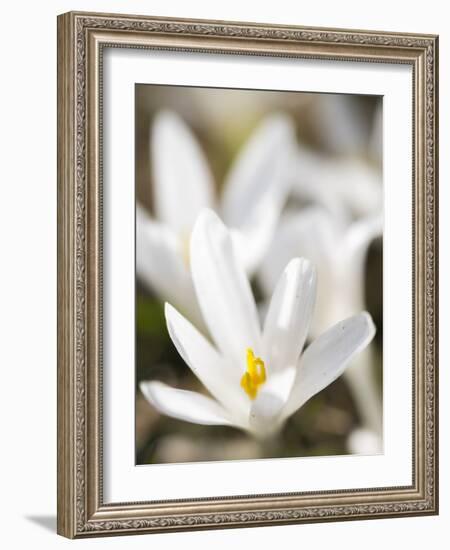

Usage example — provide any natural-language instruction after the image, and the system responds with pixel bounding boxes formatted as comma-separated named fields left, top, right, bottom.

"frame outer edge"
left=56, top=10, right=439, bottom=537
left=434, top=35, right=439, bottom=515
left=429, top=35, right=439, bottom=514
left=57, top=12, right=77, bottom=539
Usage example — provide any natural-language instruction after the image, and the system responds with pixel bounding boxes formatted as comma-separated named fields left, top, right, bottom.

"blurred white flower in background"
left=347, top=427, right=383, bottom=456
left=313, top=94, right=380, bottom=160
left=137, top=110, right=295, bottom=327
left=260, top=99, right=383, bottom=445
left=291, top=149, right=382, bottom=225
left=260, top=208, right=382, bottom=345
left=140, top=210, right=375, bottom=439
left=290, top=97, right=382, bottom=224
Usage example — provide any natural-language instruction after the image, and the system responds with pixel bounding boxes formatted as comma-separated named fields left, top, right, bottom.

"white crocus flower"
left=140, top=209, right=375, bottom=439
left=259, top=208, right=382, bottom=435
left=137, top=111, right=294, bottom=326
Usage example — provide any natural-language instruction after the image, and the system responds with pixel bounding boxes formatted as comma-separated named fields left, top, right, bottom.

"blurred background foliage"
left=135, top=85, right=382, bottom=465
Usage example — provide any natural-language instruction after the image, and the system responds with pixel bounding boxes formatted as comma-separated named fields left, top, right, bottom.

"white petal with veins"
left=190, top=209, right=261, bottom=367
left=283, top=312, right=376, bottom=418
left=165, top=303, right=249, bottom=422
left=140, top=381, right=232, bottom=427
left=263, top=258, right=316, bottom=373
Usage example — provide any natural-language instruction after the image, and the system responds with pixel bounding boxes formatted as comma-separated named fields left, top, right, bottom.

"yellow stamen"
left=240, top=348, right=267, bottom=400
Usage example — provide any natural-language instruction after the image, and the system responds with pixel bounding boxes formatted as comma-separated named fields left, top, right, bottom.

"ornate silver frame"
left=57, top=11, right=439, bottom=538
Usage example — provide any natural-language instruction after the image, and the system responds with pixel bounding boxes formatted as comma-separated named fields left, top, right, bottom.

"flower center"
left=240, top=348, right=266, bottom=400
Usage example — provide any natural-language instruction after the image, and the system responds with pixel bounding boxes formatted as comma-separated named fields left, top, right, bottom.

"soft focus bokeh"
left=135, top=85, right=383, bottom=465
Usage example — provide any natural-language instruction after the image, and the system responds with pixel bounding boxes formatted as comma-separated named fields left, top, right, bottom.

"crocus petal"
left=221, top=113, right=294, bottom=228
left=262, top=258, right=317, bottom=373
left=165, top=303, right=249, bottom=422
left=221, top=114, right=295, bottom=274
left=259, top=209, right=334, bottom=299
left=259, top=208, right=356, bottom=338
left=190, top=209, right=261, bottom=369
left=283, top=312, right=376, bottom=419
left=249, top=393, right=285, bottom=437
left=151, top=110, right=214, bottom=233
left=136, top=205, right=204, bottom=328
left=140, top=381, right=232, bottom=426
left=249, top=367, right=296, bottom=436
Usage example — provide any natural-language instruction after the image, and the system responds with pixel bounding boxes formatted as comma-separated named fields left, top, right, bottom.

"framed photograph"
left=57, top=11, right=439, bottom=538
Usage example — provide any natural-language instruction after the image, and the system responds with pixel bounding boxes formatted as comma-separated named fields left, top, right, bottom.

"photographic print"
left=135, top=86, right=383, bottom=465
